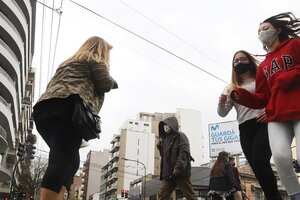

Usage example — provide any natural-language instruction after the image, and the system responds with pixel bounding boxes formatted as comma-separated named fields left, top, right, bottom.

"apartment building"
left=100, top=109, right=204, bottom=199
left=0, top=0, right=36, bottom=198
left=81, top=150, right=110, bottom=200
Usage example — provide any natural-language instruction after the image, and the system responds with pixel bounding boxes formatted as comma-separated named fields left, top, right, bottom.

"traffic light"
left=17, top=143, right=26, bottom=158
left=26, top=143, right=36, bottom=159
left=19, top=192, right=26, bottom=198
left=125, top=190, right=128, bottom=198
left=121, top=189, right=124, bottom=197
left=293, top=159, right=300, bottom=173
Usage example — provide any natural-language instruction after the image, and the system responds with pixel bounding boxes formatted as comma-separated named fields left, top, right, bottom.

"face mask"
left=234, top=63, right=251, bottom=75
left=258, top=29, right=278, bottom=47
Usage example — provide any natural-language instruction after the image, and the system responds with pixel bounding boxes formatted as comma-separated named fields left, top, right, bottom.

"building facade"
left=81, top=150, right=110, bottom=200
left=0, top=0, right=36, bottom=198
left=100, top=109, right=204, bottom=200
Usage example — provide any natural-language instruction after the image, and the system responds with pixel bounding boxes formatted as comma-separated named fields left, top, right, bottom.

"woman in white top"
left=217, top=50, right=281, bottom=200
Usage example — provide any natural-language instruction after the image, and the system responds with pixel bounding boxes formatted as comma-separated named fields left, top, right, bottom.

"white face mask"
left=258, top=29, right=278, bottom=47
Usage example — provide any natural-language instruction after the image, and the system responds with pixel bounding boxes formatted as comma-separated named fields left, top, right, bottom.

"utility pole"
left=122, top=158, right=146, bottom=200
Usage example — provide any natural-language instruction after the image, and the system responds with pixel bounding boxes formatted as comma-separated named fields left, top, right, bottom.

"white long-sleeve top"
left=217, top=80, right=263, bottom=124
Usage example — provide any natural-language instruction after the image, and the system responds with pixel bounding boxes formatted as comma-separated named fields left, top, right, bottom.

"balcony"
left=107, top=183, right=117, bottom=192
left=111, top=152, right=119, bottom=161
left=110, top=142, right=120, bottom=153
left=0, top=163, right=11, bottom=182
left=107, top=173, right=118, bottom=183
left=107, top=162, right=118, bottom=173
left=0, top=125, right=8, bottom=154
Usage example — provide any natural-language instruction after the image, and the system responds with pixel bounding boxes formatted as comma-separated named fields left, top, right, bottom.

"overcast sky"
left=32, top=0, right=300, bottom=162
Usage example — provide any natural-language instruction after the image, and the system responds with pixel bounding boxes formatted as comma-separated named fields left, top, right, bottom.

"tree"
left=18, top=155, right=48, bottom=199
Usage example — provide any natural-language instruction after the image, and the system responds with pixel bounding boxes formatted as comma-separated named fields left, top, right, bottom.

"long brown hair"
left=228, top=50, right=259, bottom=92
left=59, top=36, right=112, bottom=68
left=210, top=151, right=229, bottom=178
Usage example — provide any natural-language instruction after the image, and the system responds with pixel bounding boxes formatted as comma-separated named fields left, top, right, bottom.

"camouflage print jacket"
left=35, top=60, right=118, bottom=114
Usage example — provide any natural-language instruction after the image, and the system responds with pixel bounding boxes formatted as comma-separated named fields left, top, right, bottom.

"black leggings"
left=34, top=98, right=82, bottom=193
left=239, top=118, right=281, bottom=200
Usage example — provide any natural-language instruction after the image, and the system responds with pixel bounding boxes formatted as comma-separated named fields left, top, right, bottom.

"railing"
left=0, top=12, right=23, bottom=41
left=11, top=0, right=27, bottom=24
left=0, top=95, right=11, bottom=109
left=0, top=66, right=16, bottom=86
left=0, top=125, right=7, bottom=139
left=0, top=38, right=19, bottom=62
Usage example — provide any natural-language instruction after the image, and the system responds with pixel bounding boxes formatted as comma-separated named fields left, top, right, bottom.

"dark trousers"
left=211, top=194, right=224, bottom=200
left=239, top=118, right=282, bottom=200
left=34, top=98, right=82, bottom=193
left=158, top=176, right=197, bottom=200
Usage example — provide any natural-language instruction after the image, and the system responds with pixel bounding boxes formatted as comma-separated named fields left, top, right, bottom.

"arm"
left=174, top=133, right=190, bottom=173
left=217, top=94, right=234, bottom=117
left=277, top=65, right=300, bottom=90
left=156, top=138, right=163, bottom=156
left=231, top=67, right=270, bottom=109
left=90, top=62, right=118, bottom=94
left=225, top=163, right=239, bottom=189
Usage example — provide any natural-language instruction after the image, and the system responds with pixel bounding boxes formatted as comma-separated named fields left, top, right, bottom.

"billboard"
left=208, top=120, right=242, bottom=158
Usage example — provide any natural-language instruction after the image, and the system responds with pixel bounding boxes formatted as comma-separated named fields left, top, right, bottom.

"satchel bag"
left=72, top=96, right=101, bottom=141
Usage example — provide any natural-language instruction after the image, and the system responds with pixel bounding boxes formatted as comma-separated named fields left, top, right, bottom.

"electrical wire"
left=46, top=0, right=55, bottom=82
left=68, top=0, right=228, bottom=84
left=50, top=0, right=64, bottom=76
left=118, top=0, right=228, bottom=72
left=38, top=0, right=46, bottom=97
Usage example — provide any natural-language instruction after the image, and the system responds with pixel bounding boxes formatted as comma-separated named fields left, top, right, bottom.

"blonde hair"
left=60, top=36, right=112, bottom=68
left=228, top=50, right=259, bottom=92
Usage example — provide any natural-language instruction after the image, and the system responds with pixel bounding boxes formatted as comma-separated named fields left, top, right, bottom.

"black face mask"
left=234, top=63, right=251, bottom=74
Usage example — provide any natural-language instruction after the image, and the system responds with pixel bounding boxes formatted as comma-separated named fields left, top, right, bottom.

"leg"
left=268, top=121, right=300, bottom=197
left=225, top=192, right=234, bottom=200
left=294, top=120, right=300, bottom=167
left=40, top=117, right=82, bottom=196
left=251, top=122, right=281, bottom=200
left=211, top=194, right=223, bottom=200
left=158, top=179, right=176, bottom=200
left=291, top=120, right=300, bottom=200
left=176, top=176, right=197, bottom=200
left=57, top=186, right=67, bottom=200
left=40, top=188, right=60, bottom=200
left=239, top=119, right=256, bottom=169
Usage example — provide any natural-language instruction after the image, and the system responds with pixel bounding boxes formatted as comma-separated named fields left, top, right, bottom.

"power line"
left=38, top=0, right=46, bottom=97
left=68, top=0, right=228, bottom=84
left=46, top=0, right=55, bottom=82
left=50, top=0, right=64, bottom=76
left=34, top=0, right=63, bottom=14
left=118, top=0, right=228, bottom=72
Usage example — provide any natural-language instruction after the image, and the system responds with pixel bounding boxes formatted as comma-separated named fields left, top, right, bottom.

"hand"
left=219, top=94, right=228, bottom=105
left=230, top=90, right=240, bottom=101
left=256, top=109, right=267, bottom=123
left=173, top=168, right=181, bottom=175
left=156, top=138, right=162, bottom=146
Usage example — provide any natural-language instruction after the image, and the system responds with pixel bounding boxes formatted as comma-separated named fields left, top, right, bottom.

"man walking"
left=156, top=116, right=197, bottom=200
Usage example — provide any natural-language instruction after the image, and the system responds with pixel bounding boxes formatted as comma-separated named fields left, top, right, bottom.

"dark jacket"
left=208, top=162, right=240, bottom=191
left=157, top=117, right=192, bottom=180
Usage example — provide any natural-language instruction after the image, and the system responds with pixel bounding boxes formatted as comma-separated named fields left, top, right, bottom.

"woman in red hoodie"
left=231, top=12, right=300, bottom=199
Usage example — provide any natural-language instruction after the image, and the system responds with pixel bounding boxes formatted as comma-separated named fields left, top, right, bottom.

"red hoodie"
left=232, top=38, right=300, bottom=121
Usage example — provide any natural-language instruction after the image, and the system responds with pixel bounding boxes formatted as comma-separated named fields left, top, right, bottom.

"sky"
left=32, top=0, right=300, bottom=163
